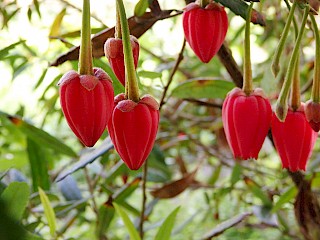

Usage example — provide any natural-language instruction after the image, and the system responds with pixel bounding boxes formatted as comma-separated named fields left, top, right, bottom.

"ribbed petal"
left=222, top=88, right=272, bottom=160
left=271, top=108, right=316, bottom=172
left=183, top=2, right=228, bottom=63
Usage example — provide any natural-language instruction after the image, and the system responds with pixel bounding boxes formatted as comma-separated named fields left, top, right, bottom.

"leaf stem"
left=290, top=54, right=301, bottom=111
left=115, top=4, right=122, bottom=39
left=242, top=3, right=253, bottom=96
left=275, top=4, right=310, bottom=121
left=116, top=0, right=140, bottom=102
left=271, top=1, right=297, bottom=77
left=310, top=13, right=320, bottom=103
left=79, top=0, right=93, bottom=75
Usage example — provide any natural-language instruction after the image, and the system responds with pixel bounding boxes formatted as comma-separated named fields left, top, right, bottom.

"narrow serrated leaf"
left=155, top=207, right=180, bottom=240
left=38, top=187, right=56, bottom=237
left=113, top=203, right=141, bottom=240
left=1, top=182, right=30, bottom=220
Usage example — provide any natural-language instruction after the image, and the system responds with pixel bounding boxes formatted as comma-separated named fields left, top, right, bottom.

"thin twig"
left=84, top=168, right=98, bottom=214
left=159, top=39, right=186, bottom=110
left=139, top=160, right=148, bottom=239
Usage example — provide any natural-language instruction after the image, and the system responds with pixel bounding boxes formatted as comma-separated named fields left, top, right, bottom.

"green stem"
left=290, top=54, right=300, bottom=111
left=310, top=13, right=320, bottom=103
left=200, top=0, right=209, bottom=8
left=242, top=3, right=253, bottom=96
left=116, top=0, right=140, bottom=102
left=275, top=4, right=310, bottom=121
left=115, top=5, right=122, bottom=39
left=79, top=0, right=93, bottom=75
left=271, top=1, right=297, bottom=77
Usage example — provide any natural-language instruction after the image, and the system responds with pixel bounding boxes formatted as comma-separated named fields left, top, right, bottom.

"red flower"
left=305, top=100, right=320, bottom=132
left=104, top=35, right=140, bottom=86
left=108, top=93, right=159, bottom=170
left=222, top=88, right=272, bottom=160
left=272, top=105, right=317, bottom=172
left=58, top=68, right=114, bottom=147
left=182, top=2, right=228, bottom=63
left=108, top=94, right=159, bottom=170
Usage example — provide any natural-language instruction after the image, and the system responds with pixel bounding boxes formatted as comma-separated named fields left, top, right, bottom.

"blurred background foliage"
left=0, top=0, right=320, bottom=239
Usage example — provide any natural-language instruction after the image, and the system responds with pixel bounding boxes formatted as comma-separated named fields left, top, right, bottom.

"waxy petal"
left=183, top=2, right=228, bottom=63
left=59, top=68, right=114, bottom=147
left=108, top=95, right=159, bottom=170
left=104, top=36, right=140, bottom=86
left=271, top=107, right=317, bottom=172
left=222, top=88, right=272, bottom=160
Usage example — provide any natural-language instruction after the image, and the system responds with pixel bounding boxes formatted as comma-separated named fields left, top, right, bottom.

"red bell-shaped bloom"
left=104, top=35, right=140, bottom=86
left=271, top=105, right=317, bottom=172
left=108, top=93, right=159, bottom=170
left=182, top=2, right=228, bottom=63
left=305, top=100, right=320, bottom=132
left=58, top=68, right=114, bottom=147
left=222, top=88, right=272, bottom=160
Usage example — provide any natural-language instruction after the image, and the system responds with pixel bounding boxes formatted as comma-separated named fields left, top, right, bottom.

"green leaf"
left=216, top=0, right=265, bottom=26
left=33, top=0, right=41, bottom=18
left=8, top=115, right=77, bottom=157
left=1, top=182, right=30, bottom=220
left=96, top=203, right=115, bottom=239
left=171, top=78, right=234, bottom=99
left=0, top=40, right=25, bottom=60
left=230, top=163, right=242, bottom=186
left=208, top=165, right=222, bottom=185
left=138, top=70, right=162, bottom=79
left=27, top=138, right=51, bottom=192
left=34, top=68, right=48, bottom=89
left=155, top=207, right=180, bottom=240
left=134, top=0, right=149, bottom=17
left=244, top=177, right=272, bottom=207
left=38, top=187, right=57, bottom=237
left=113, top=202, right=141, bottom=240
left=271, top=186, right=297, bottom=213
left=49, top=9, right=66, bottom=37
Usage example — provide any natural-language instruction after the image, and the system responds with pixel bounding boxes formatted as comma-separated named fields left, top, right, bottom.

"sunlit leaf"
left=0, top=40, right=25, bottom=60
left=49, top=9, right=66, bottom=38
left=171, top=78, right=234, bottom=99
left=155, top=207, right=180, bottom=240
left=38, top=187, right=57, bottom=237
left=113, top=202, right=141, bottom=240
left=138, top=70, right=162, bottom=79
left=1, top=182, right=30, bottom=220
left=134, top=0, right=149, bottom=17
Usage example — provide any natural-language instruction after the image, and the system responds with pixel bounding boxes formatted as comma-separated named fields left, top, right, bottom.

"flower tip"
left=275, top=104, right=287, bottom=122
